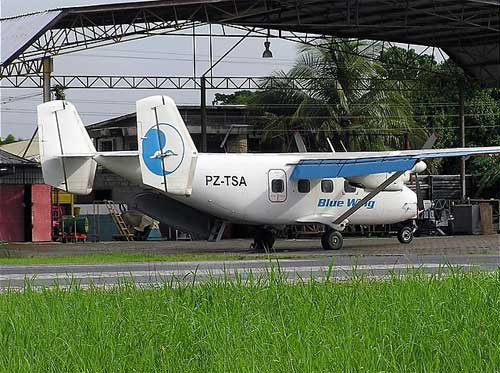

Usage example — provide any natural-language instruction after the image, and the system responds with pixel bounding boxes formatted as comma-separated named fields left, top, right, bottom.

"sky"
left=0, top=0, right=306, bottom=139
left=0, top=0, right=438, bottom=140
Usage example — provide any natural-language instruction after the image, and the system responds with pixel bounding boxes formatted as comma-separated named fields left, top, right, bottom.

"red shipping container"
left=31, top=184, right=52, bottom=242
left=0, top=185, right=25, bottom=242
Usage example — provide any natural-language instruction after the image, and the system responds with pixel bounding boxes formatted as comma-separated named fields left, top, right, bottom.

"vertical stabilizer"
left=37, top=101, right=97, bottom=195
left=137, top=96, right=198, bottom=196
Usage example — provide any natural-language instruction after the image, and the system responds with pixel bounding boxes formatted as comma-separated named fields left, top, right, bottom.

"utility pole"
left=459, top=82, right=466, bottom=200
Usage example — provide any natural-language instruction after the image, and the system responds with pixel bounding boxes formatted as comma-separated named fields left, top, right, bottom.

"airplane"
left=37, top=95, right=500, bottom=251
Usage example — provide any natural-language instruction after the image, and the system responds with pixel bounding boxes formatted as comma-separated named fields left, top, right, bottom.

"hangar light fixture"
left=262, top=30, right=273, bottom=58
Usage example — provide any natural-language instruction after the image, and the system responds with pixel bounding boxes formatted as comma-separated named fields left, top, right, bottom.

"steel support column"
left=200, top=76, right=207, bottom=152
left=459, top=83, right=466, bottom=200
left=22, top=58, right=52, bottom=158
left=42, top=58, right=53, bottom=103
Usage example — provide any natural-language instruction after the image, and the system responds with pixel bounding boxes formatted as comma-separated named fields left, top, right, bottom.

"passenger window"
left=298, top=179, right=310, bottom=193
left=321, top=180, right=334, bottom=193
left=271, top=179, right=284, bottom=193
left=344, top=180, right=356, bottom=193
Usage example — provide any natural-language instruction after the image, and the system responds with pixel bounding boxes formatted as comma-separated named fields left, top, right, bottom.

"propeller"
left=293, top=131, right=307, bottom=153
left=414, top=171, right=425, bottom=215
left=414, top=131, right=438, bottom=216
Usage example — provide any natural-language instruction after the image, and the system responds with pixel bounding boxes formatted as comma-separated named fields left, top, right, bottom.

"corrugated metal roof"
left=0, top=149, right=35, bottom=165
left=0, top=140, right=40, bottom=162
left=0, top=10, right=62, bottom=65
left=86, top=105, right=249, bottom=130
left=1, top=0, right=499, bottom=86
left=447, top=44, right=500, bottom=88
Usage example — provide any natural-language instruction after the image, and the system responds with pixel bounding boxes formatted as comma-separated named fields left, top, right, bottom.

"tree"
left=53, top=85, right=66, bottom=100
left=380, top=47, right=500, bottom=195
left=213, top=91, right=256, bottom=105
left=252, top=38, right=422, bottom=152
left=0, top=134, right=17, bottom=145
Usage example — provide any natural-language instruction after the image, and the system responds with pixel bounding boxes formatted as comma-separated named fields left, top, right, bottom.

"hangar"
left=1, top=0, right=499, bottom=87
left=1, top=0, right=499, bottom=242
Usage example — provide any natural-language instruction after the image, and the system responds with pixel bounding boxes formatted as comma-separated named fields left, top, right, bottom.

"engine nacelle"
left=346, top=161, right=427, bottom=191
left=347, top=173, right=405, bottom=191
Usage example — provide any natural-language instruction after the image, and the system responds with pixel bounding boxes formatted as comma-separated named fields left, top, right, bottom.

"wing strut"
left=332, top=170, right=406, bottom=227
left=332, top=133, right=437, bottom=228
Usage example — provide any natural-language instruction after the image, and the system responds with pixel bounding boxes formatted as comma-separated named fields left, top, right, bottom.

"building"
left=0, top=140, right=39, bottom=162
left=86, top=105, right=254, bottom=153
left=81, top=105, right=255, bottom=205
left=0, top=149, right=51, bottom=242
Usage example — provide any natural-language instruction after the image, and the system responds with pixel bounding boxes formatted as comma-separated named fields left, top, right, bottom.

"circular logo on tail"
left=141, top=123, right=185, bottom=176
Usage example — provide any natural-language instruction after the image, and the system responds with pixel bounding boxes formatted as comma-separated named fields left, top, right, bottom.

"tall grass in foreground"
left=2, top=270, right=500, bottom=372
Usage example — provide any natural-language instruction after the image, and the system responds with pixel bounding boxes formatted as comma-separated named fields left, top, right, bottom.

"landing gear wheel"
left=253, top=229, right=276, bottom=252
left=397, top=226, right=414, bottom=244
left=321, top=230, right=343, bottom=250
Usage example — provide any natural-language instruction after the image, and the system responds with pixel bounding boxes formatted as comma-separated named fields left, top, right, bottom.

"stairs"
left=208, top=220, right=226, bottom=242
left=104, top=200, right=134, bottom=241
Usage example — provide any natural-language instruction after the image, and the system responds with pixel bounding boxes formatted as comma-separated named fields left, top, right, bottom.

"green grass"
left=2, top=270, right=500, bottom=371
left=0, top=252, right=305, bottom=266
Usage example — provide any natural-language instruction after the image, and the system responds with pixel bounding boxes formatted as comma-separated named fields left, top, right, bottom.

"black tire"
left=321, top=230, right=343, bottom=250
left=397, top=226, right=414, bottom=244
left=253, top=229, right=275, bottom=252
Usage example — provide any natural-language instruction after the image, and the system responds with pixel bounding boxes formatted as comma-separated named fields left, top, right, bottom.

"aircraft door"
left=268, top=169, right=287, bottom=202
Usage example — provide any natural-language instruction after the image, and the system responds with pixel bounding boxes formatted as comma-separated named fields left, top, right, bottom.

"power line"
left=62, top=53, right=295, bottom=66
left=80, top=47, right=298, bottom=63
left=3, top=108, right=500, bottom=120
left=2, top=121, right=500, bottom=133
left=3, top=106, right=497, bottom=117
left=1, top=92, right=42, bottom=104
left=4, top=96, right=499, bottom=109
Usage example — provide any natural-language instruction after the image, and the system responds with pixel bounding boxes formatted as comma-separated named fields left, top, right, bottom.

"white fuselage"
left=37, top=96, right=500, bottom=233
left=99, top=152, right=418, bottom=227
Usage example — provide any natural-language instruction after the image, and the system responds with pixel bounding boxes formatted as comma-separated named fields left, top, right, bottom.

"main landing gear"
left=320, top=225, right=415, bottom=250
left=321, top=229, right=344, bottom=250
left=252, top=228, right=276, bottom=252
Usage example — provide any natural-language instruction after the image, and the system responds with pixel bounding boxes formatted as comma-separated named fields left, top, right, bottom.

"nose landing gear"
left=397, top=226, right=414, bottom=244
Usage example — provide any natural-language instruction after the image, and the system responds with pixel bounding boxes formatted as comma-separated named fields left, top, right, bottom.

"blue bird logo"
left=141, top=124, right=185, bottom=176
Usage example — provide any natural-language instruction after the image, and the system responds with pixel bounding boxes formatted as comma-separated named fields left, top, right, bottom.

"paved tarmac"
left=1, top=253, right=500, bottom=290
left=1, top=235, right=499, bottom=289
left=2, top=234, right=500, bottom=257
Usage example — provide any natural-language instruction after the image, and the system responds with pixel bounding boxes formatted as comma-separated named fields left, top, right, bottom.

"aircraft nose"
left=403, top=202, right=418, bottom=219
left=402, top=188, right=418, bottom=219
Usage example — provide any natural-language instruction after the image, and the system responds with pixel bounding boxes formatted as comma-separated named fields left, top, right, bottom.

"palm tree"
left=252, top=38, right=423, bottom=151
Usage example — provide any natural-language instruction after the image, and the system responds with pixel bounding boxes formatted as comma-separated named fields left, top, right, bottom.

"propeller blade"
left=422, top=132, right=438, bottom=150
left=413, top=132, right=435, bottom=215
left=293, top=131, right=307, bottom=153
left=414, top=172, right=425, bottom=214
left=326, top=137, right=336, bottom=153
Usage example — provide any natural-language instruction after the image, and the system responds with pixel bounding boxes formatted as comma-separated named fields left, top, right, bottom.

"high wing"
left=290, top=146, right=500, bottom=179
